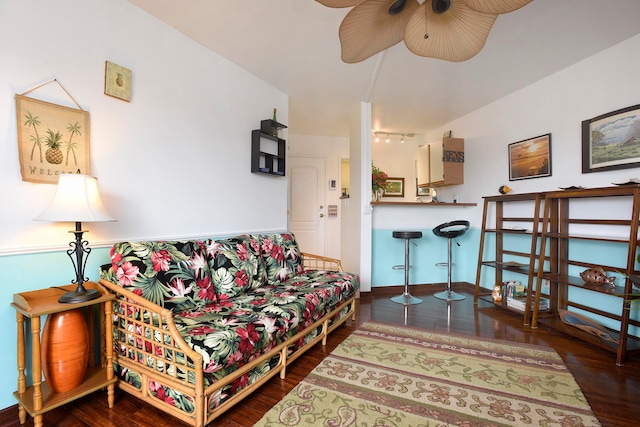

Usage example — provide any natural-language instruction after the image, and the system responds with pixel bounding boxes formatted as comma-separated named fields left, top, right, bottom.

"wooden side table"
left=12, top=281, right=116, bottom=427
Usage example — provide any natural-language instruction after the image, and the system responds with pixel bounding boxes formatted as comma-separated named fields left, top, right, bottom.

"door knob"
left=319, top=213, right=325, bottom=217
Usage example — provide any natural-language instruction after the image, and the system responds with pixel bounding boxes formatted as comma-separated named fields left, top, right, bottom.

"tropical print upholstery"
left=105, top=240, right=211, bottom=312
left=254, top=233, right=304, bottom=284
left=205, top=235, right=266, bottom=298
left=100, top=233, right=360, bottom=418
left=172, top=269, right=357, bottom=408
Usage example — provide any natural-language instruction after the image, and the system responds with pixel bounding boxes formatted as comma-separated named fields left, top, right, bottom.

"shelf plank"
left=12, top=282, right=113, bottom=317
left=13, top=366, right=117, bottom=417
left=542, top=273, right=640, bottom=297
left=535, top=316, right=640, bottom=353
left=481, top=261, right=530, bottom=272
left=477, top=295, right=550, bottom=317
left=371, top=201, right=476, bottom=206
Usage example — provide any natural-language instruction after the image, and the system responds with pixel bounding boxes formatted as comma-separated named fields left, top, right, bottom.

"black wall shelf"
left=251, top=119, right=287, bottom=176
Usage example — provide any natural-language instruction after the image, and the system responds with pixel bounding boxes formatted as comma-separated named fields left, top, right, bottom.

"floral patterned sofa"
left=98, top=233, right=359, bottom=427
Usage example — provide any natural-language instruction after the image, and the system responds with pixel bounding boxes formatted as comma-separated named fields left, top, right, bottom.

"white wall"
left=328, top=103, right=371, bottom=287
left=373, top=33, right=640, bottom=242
left=372, top=138, right=421, bottom=201
left=0, top=0, right=289, bottom=255
left=0, top=0, right=288, bottom=411
left=356, top=102, right=372, bottom=291
left=430, top=34, right=640, bottom=218
left=288, top=134, right=349, bottom=259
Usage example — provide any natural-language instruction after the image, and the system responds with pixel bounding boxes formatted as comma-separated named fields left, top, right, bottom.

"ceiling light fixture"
left=374, top=131, right=416, bottom=143
left=316, top=0, right=532, bottom=63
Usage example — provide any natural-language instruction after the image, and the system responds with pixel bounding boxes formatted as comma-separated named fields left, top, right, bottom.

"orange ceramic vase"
left=41, top=309, right=89, bottom=393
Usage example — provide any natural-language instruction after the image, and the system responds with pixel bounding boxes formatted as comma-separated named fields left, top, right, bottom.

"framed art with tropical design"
left=15, top=94, right=90, bottom=184
left=104, top=61, right=132, bottom=101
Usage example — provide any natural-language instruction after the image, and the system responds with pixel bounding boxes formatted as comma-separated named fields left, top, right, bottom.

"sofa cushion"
left=172, top=269, right=359, bottom=394
left=102, top=240, right=212, bottom=311
left=255, top=233, right=304, bottom=285
left=206, top=235, right=266, bottom=299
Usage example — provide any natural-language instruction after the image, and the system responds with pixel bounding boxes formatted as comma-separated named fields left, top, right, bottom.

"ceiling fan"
left=316, top=0, right=533, bottom=63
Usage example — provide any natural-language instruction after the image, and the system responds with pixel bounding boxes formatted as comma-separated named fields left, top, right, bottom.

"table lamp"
left=35, top=174, right=116, bottom=303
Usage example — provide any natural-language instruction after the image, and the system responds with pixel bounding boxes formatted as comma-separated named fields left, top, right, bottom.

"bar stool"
left=391, top=230, right=423, bottom=305
left=432, top=220, right=470, bottom=301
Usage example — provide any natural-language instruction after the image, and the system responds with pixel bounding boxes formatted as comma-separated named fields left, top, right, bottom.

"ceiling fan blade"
left=404, top=0, right=496, bottom=62
left=462, top=0, right=532, bottom=15
left=339, top=0, right=420, bottom=63
left=316, top=0, right=364, bottom=8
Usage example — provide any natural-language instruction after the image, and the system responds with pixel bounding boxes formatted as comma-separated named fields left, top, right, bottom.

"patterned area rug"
left=255, top=321, right=600, bottom=426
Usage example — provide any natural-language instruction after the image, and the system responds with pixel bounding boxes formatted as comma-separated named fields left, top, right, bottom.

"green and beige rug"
left=255, top=321, right=600, bottom=426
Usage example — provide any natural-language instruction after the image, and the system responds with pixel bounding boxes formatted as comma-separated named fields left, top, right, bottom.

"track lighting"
left=373, top=131, right=416, bottom=143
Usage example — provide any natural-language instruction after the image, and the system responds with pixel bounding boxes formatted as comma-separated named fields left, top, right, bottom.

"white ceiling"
left=125, top=0, right=640, bottom=138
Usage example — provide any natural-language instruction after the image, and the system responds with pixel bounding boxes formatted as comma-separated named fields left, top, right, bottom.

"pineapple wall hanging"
left=104, top=61, right=132, bottom=102
left=15, top=80, right=90, bottom=184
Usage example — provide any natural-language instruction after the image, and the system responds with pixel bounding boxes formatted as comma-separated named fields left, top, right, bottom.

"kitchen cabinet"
left=416, top=137, right=464, bottom=190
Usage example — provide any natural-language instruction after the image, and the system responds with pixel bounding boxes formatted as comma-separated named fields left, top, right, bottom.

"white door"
left=288, top=156, right=326, bottom=255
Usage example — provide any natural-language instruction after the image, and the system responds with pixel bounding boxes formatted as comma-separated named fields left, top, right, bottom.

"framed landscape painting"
left=582, top=104, right=640, bottom=173
left=508, top=134, right=552, bottom=181
left=385, top=177, right=404, bottom=197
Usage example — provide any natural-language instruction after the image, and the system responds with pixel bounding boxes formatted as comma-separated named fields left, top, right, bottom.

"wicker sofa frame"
left=99, top=251, right=356, bottom=427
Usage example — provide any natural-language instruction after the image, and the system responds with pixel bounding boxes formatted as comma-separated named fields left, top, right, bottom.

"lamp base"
left=58, top=287, right=101, bottom=304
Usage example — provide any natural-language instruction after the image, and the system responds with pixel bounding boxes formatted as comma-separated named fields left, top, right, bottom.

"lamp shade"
left=35, top=174, right=115, bottom=223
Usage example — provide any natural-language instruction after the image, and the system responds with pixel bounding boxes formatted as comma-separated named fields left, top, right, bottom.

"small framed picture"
left=582, top=104, right=640, bottom=173
left=104, top=61, right=132, bottom=102
left=385, top=177, right=404, bottom=197
left=508, top=134, right=552, bottom=181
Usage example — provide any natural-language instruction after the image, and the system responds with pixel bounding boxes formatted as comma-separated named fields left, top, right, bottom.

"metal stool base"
left=391, top=292, right=423, bottom=305
left=433, top=222, right=470, bottom=303
left=434, top=290, right=466, bottom=301
left=391, top=231, right=423, bottom=306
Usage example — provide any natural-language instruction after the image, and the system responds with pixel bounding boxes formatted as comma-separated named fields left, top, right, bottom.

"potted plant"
left=372, top=164, right=389, bottom=201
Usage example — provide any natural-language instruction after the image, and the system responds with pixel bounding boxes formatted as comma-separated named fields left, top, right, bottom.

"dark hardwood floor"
left=3, top=285, right=639, bottom=427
